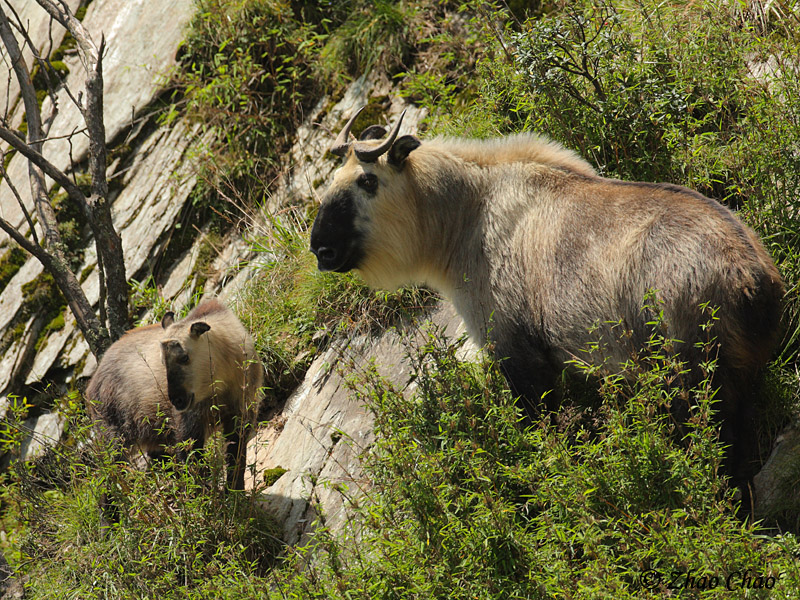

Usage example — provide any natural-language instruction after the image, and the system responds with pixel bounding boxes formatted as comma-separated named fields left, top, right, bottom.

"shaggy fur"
left=310, top=128, right=784, bottom=490
left=86, top=299, right=263, bottom=490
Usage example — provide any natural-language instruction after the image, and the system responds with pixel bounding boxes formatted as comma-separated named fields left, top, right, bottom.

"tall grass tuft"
left=7, top=396, right=282, bottom=599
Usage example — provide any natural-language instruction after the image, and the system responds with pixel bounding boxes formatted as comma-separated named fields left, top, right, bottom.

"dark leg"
left=94, top=434, right=126, bottom=531
left=175, top=411, right=205, bottom=466
left=221, top=413, right=246, bottom=491
left=714, top=366, right=763, bottom=517
left=497, top=352, right=559, bottom=425
left=98, top=491, right=119, bottom=531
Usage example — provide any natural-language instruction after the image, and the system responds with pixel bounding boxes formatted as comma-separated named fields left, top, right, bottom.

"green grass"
left=163, top=0, right=321, bottom=213
left=316, top=0, right=420, bottom=87
left=7, top=398, right=281, bottom=599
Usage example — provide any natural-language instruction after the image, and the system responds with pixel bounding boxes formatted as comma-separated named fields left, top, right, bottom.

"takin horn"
left=330, top=106, right=364, bottom=157
left=330, top=107, right=407, bottom=163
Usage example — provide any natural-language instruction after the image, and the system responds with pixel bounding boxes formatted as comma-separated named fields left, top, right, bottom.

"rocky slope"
left=0, top=0, right=458, bottom=543
left=1, top=0, right=198, bottom=406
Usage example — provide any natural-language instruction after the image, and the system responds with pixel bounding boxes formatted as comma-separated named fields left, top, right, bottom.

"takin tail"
left=714, top=266, right=784, bottom=511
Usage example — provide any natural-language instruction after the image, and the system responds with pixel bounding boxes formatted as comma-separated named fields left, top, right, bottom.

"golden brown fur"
left=311, top=128, right=784, bottom=493
left=423, top=133, right=597, bottom=176
left=86, top=299, right=263, bottom=489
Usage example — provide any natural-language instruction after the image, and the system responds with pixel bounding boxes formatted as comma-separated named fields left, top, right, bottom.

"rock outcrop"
left=248, top=303, right=472, bottom=545
left=1, top=0, right=200, bottom=427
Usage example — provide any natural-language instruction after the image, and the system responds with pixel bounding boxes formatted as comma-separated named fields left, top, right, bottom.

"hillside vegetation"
left=3, top=0, right=800, bottom=598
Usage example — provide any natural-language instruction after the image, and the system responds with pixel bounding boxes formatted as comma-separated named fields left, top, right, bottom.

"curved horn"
left=353, top=109, right=407, bottom=163
left=331, top=106, right=365, bottom=156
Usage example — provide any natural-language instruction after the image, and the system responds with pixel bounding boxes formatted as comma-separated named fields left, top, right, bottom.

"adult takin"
left=310, top=107, right=784, bottom=489
left=86, top=299, right=263, bottom=490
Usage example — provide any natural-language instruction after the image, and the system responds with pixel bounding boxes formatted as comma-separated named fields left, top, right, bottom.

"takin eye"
left=356, top=173, right=378, bottom=194
left=177, top=353, right=190, bottom=366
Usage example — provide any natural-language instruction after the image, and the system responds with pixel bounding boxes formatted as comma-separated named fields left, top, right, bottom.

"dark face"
left=162, top=339, right=194, bottom=412
left=309, top=188, right=366, bottom=272
left=311, top=127, right=419, bottom=278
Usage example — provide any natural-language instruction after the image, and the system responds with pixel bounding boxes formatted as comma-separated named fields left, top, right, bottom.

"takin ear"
left=190, top=321, right=211, bottom=339
left=161, top=311, right=175, bottom=328
left=388, top=135, right=421, bottom=168
left=359, top=125, right=387, bottom=141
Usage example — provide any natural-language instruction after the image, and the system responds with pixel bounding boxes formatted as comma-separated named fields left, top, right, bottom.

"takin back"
left=85, top=299, right=263, bottom=490
left=310, top=108, right=784, bottom=487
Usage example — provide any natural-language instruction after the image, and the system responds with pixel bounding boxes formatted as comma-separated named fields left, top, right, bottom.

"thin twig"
left=0, top=158, right=39, bottom=245
left=0, top=124, right=90, bottom=215
left=0, top=212, right=50, bottom=266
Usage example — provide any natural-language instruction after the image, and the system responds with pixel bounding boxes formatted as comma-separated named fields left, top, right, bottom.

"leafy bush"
left=271, top=328, right=800, bottom=599
left=165, top=0, right=321, bottom=208
left=8, top=397, right=281, bottom=599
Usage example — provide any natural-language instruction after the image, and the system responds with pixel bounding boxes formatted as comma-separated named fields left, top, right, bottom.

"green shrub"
left=317, top=0, right=420, bottom=87
left=272, top=328, right=800, bottom=599
left=167, top=0, right=320, bottom=208
left=8, top=398, right=281, bottom=599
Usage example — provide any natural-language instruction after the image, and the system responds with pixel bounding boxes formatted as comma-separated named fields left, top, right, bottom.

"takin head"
left=309, top=107, right=424, bottom=288
left=159, top=311, right=212, bottom=412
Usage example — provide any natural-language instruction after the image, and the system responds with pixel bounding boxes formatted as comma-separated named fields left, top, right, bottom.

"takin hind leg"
left=716, top=369, right=764, bottom=517
left=666, top=356, right=763, bottom=516
left=174, top=409, right=209, bottom=482
left=497, top=351, right=560, bottom=425
left=220, top=412, right=247, bottom=491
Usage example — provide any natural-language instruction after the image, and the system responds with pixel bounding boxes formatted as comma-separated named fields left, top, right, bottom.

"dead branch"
left=0, top=1, right=130, bottom=358
left=33, top=0, right=129, bottom=342
left=0, top=156, right=38, bottom=245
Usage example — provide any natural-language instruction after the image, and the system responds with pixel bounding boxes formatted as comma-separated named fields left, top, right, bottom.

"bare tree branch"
left=0, top=4, right=59, bottom=252
left=0, top=210, right=109, bottom=357
left=29, top=1, right=128, bottom=341
left=0, top=124, right=90, bottom=214
left=0, top=3, right=115, bottom=358
left=0, top=211, right=51, bottom=266
left=28, top=0, right=71, bottom=30
left=1, top=51, right=11, bottom=120
left=13, top=1, right=84, bottom=118
left=0, top=157, right=38, bottom=245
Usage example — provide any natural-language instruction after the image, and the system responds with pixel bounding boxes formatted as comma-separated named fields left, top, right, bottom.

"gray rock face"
left=248, top=303, right=473, bottom=545
left=0, top=260, right=43, bottom=336
left=0, top=0, right=195, bottom=245
left=754, top=423, right=800, bottom=523
left=17, top=412, right=66, bottom=463
left=0, top=0, right=81, bottom=141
